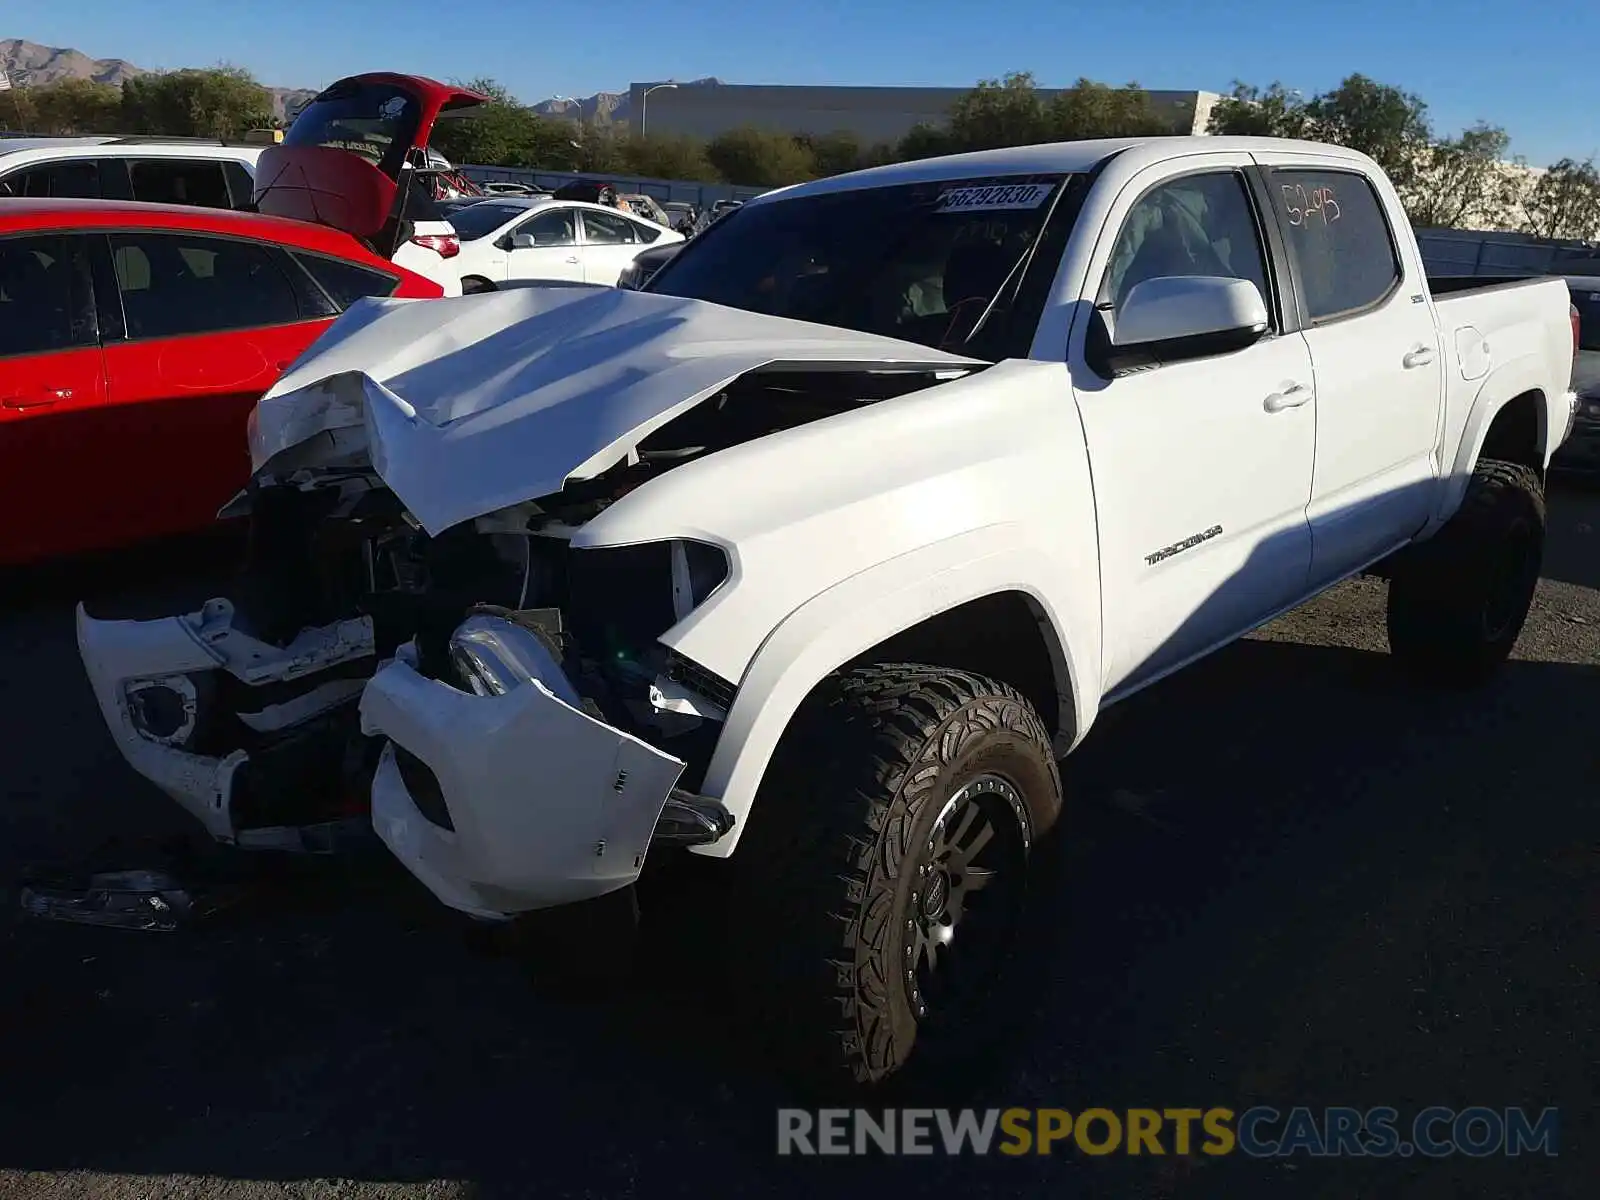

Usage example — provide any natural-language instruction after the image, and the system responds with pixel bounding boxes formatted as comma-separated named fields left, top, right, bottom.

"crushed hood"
left=251, top=286, right=982, bottom=535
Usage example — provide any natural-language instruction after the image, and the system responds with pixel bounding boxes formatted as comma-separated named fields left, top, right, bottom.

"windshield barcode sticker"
left=935, top=183, right=1055, bottom=213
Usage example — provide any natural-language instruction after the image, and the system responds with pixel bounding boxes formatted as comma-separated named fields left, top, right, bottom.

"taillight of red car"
left=412, top=233, right=460, bottom=259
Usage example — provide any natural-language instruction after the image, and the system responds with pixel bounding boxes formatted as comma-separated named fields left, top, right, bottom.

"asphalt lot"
left=1, top=486, right=1596, bottom=1200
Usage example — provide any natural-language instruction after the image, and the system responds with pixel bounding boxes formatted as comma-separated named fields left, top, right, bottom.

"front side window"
left=1099, top=171, right=1271, bottom=316
left=580, top=210, right=638, bottom=245
left=1272, top=169, right=1400, bottom=322
left=0, top=235, right=86, bottom=357
left=514, top=208, right=578, bottom=247
left=127, top=159, right=233, bottom=210
left=110, top=232, right=303, bottom=340
left=649, top=173, right=1074, bottom=353
left=0, top=160, right=100, bottom=198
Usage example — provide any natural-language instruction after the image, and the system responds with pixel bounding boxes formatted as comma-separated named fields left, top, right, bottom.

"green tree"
left=895, top=122, right=953, bottom=162
left=705, top=126, right=816, bottom=186
left=945, top=71, right=1051, bottom=152
left=1047, top=78, right=1171, bottom=139
left=9, top=78, right=123, bottom=134
left=1207, top=81, right=1315, bottom=138
left=1404, top=124, right=1522, bottom=230
left=802, top=129, right=864, bottom=177
left=622, top=132, right=718, bottom=182
left=431, top=77, right=549, bottom=167
left=1521, top=157, right=1600, bottom=241
left=121, top=66, right=273, bottom=137
left=571, top=121, right=626, bottom=174
left=1304, top=74, right=1432, bottom=192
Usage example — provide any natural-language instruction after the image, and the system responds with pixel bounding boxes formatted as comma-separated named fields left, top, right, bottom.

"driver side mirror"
left=1098, top=275, right=1269, bottom=375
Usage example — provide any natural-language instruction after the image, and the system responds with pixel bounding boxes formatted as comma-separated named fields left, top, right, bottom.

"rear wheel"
left=1386, top=458, right=1545, bottom=687
left=734, top=663, right=1062, bottom=1093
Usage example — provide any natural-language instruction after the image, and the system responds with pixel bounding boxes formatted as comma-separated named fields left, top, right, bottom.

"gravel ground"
left=1, top=487, right=1596, bottom=1200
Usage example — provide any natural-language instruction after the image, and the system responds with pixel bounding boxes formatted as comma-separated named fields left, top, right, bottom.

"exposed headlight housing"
left=447, top=613, right=580, bottom=703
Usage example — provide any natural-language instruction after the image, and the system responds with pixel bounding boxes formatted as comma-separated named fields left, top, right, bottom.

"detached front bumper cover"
left=361, top=622, right=708, bottom=920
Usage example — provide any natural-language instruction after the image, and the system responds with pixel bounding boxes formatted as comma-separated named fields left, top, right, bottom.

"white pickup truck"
left=78, top=136, right=1579, bottom=1089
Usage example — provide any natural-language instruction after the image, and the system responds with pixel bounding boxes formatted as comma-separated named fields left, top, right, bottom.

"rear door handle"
left=1403, top=346, right=1436, bottom=368
left=1263, top=383, right=1311, bottom=413
left=565, top=256, right=581, bottom=264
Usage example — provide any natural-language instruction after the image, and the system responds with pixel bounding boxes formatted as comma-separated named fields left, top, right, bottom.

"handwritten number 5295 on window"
left=1281, top=183, right=1341, bottom=227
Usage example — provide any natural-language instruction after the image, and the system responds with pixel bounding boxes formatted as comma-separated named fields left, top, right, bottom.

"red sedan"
left=0, top=198, right=442, bottom=566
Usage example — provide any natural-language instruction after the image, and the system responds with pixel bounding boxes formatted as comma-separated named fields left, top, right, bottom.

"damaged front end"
left=78, top=458, right=743, bottom=917
left=78, top=284, right=982, bottom=919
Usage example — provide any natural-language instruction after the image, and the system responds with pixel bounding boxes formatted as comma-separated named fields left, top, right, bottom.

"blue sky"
left=7, top=0, right=1597, bottom=165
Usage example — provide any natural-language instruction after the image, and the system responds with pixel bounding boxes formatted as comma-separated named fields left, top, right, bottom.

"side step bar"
left=651, top=790, right=735, bottom=847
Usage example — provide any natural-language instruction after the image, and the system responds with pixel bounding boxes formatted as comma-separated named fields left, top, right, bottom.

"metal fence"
left=459, top=164, right=770, bottom=208
left=1415, top=228, right=1600, bottom=278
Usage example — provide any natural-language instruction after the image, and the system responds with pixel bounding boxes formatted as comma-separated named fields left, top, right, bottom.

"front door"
left=1071, top=158, right=1319, bottom=697
left=503, top=207, right=585, bottom=283
left=0, top=232, right=112, bottom=565
left=1252, top=153, right=1445, bottom=584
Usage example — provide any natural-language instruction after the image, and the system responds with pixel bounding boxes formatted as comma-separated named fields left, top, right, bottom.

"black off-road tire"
left=732, top=663, right=1063, bottom=1095
left=1386, top=459, right=1545, bottom=687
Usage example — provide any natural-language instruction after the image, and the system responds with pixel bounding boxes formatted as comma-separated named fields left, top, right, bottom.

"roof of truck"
left=751, top=136, right=1378, bottom=206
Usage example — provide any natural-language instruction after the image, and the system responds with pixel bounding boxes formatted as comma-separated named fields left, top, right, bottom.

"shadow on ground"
left=1, top=606, right=1594, bottom=1197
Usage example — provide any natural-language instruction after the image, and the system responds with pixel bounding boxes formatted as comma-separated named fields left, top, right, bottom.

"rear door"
left=1251, top=151, right=1446, bottom=584
left=0, top=232, right=111, bottom=565
left=93, top=229, right=339, bottom=545
left=577, top=208, right=649, bottom=284
left=504, top=206, right=585, bottom=282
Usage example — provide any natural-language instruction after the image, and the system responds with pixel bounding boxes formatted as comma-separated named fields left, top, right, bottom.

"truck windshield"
left=647, top=173, right=1079, bottom=354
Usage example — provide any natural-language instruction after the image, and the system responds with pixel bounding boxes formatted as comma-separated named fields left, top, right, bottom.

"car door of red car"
left=91, top=229, right=337, bottom=545
left=0, top=231, right=113, bottom=566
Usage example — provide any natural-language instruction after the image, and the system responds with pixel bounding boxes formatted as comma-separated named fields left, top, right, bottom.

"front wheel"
left=1386, top=459, right=1545, bottom=687
left=734, top=663, right=1062, bottom=1093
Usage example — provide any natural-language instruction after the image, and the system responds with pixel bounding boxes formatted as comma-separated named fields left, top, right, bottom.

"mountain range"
left=2, top=38, right=716, bottom=127
left=2, top=38, right=318, bottom=123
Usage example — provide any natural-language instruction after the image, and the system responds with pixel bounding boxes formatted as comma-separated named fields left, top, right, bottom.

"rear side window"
left=0, top=235, right=89, bottom=357
left=293, top=252, right=401, bottom=309
left=1273, top=169, right=1401, bottom=322
left=631, top=218, right=663, bottom=245
left=1, top=160, right=100, bottom=198
left=128, top=159, right=233, bottom=210
left=580, top=210, right=638, bottom=245
left=110, top=232, right=304, bottom=339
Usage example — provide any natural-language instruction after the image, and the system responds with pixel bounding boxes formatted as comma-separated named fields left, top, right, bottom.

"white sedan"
left=442, top=198, right=684, bottom=292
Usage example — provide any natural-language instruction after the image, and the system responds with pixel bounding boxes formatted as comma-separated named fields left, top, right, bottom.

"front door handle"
left=1263, top=383, right=1310, bottom=413
left=565, top=256, right=580, bottom=264
left=1403, top=345, right=1436, bottom=369
left=1, top=386, right=72, bottom=411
